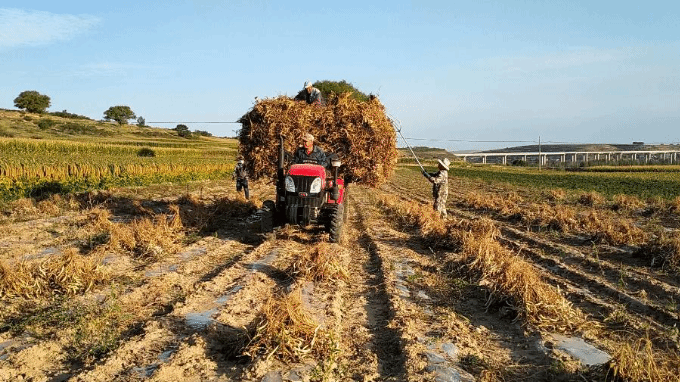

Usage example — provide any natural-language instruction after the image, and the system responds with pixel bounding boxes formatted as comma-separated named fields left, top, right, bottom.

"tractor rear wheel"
left=328, top=203, right=344, bottom=243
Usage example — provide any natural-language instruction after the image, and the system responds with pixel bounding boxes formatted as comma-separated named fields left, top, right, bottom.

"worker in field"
left=422, top=157, right=450, bottom=218
left=294, top=133, right=327, bottom=166
left=294, top=80, right=324, bottom=105
left=232, top=159, right=249, bottom=199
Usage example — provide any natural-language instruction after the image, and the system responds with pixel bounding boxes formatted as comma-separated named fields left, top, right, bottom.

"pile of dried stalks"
left=238, top=94, right=398, bottom=187
left=247, top=289, right=332, bottom=362
left=288, top=242, right=349, bottom=282
left=88, top=206, right=183, bottom=260
left=0, top=249, right=107, bottom=299
left=377, top=197, right=465, bottom=249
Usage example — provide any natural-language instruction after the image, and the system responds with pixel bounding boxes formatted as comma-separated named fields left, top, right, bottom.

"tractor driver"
left=293, top=133, right=327, bottom=166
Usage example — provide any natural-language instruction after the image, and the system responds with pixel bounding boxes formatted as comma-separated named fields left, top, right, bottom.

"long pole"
left=388, top=115, right=426, bottom=172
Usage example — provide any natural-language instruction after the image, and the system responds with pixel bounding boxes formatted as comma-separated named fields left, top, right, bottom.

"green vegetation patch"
left=411, top=165, right=680, bottom=200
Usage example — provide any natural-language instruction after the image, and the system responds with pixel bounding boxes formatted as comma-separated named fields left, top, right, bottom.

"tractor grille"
left=291, top=175, right=314, bottom=193
left=286, top=175, right=324, bottom=225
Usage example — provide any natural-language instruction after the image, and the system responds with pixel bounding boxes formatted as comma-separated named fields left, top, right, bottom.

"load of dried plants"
left=238, top=94, right=398, bottom=187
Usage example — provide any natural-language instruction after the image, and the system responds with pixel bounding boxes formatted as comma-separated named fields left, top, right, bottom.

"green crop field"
left=413, top=162, right=680, bottom=200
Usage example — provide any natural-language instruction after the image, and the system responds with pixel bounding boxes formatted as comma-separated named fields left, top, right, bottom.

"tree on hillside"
left=173, top=124, right=192, bottom=138
left=14, top=90, right=51, bottom=113
left=313, top=80, right=370, bottom=102
left=137, top=116, right=146, bottom=127
left=103, top=106, right=136, bottom=125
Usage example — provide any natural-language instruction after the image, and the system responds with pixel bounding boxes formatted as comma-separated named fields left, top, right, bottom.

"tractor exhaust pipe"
left=330, top=155, right=341, bottom=201
left=276, top=134, right=286, bottom=203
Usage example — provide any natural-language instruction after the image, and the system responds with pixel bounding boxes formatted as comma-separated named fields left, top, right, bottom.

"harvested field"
left=1, top=164, right=679, bottom=381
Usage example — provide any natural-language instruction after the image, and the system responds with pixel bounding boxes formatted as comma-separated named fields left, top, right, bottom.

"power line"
left=404, top=137, right=537, bottom=143
left=146, top=121, right=241, bottom=124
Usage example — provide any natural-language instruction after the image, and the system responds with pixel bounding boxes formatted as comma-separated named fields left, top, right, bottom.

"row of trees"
left=13, top=90, right=141, bottom=126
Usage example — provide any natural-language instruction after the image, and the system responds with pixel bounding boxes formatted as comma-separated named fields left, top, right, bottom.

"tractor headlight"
left=285, top=176, right=295, bottom=192
left=309, top=177, right=322, bottom=193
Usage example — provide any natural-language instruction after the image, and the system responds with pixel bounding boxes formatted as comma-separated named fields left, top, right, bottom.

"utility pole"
left=538, top=136, right=542, bottom=171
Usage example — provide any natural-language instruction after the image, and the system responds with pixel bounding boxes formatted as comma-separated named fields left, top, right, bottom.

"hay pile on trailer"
left=237, top=93, right=398, bottom=187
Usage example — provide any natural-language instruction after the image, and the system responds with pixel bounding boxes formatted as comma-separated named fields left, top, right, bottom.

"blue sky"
left=1, top=1, right=678, bottom=151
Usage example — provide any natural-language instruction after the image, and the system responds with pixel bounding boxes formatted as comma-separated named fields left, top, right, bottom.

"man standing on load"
left=422, top=158, right=450, bottom=218
left=294, top=81, right=324, bottom=105
left=232, top=159, right=249, bottom=199
left=294, top=133, right=327, bottom=166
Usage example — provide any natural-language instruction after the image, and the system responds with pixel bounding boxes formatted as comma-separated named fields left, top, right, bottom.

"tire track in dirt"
left=351, top=196, right=408, bottom=380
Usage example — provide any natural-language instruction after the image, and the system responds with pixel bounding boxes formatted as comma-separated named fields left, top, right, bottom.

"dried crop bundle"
left=247, top=289, right=331, bottom=362
left=238, top=94, right=398, bottom=187
left=0, top=249, right=107, bottom=299
left=289, top=242, right=349, bottom=282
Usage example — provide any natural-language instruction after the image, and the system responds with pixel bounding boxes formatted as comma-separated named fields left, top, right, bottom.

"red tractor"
left=261, top=136, right=346, bottom=242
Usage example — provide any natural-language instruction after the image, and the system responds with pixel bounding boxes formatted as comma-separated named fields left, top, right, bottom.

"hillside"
left=0, top=108, right=234, bottom=147
left=397, top=146, right=457, bottom=162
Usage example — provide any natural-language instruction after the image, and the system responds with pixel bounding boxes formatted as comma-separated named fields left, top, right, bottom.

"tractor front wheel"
left=328, top=204, right=344, bottom=243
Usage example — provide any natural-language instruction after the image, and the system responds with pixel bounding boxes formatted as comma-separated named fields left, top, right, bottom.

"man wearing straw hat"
left=294, top=133, right=327, bottom=166
left=422, top=157, right=450, bottom=218
left=294, top=80, right=324, bottom=105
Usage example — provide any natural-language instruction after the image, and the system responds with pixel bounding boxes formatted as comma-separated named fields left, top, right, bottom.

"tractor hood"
left=287, top=164, right=326, bottom=178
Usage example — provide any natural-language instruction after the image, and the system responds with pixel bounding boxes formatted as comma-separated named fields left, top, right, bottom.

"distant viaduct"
left=455, top=150, right=680, bottom=165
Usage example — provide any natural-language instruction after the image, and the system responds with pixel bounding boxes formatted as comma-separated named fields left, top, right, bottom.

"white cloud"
left=0, top=8, right=100, bottom=48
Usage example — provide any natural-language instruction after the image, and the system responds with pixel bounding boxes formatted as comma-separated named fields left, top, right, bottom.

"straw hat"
left=303, top=133, right=314, bottom=142
left=437, top=157, right=450, bottom=170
